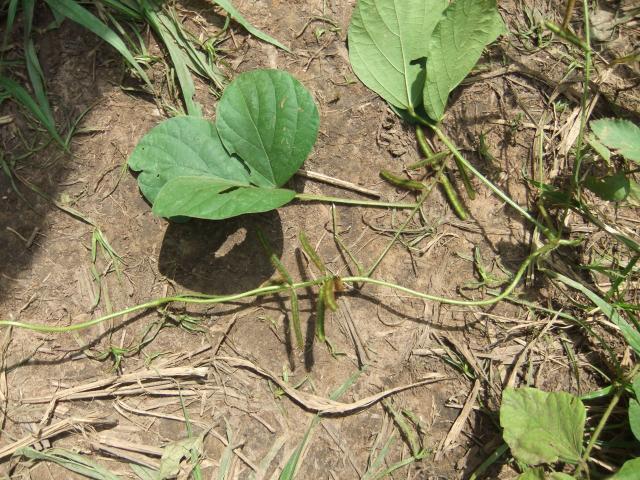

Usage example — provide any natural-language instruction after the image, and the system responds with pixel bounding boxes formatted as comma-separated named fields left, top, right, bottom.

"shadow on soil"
left=158, top=211, right=284, bottom=295
left=0, top=17, right=123, bottom=303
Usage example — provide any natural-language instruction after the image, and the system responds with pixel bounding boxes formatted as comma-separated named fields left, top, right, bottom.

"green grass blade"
left=162, top=8, right=226, bottom=91
left=16, top=447, right=120, bottom=480
left=212, top=0, right=291, bottom=52
left=553, top=272, right=640, bottom=355
left=0, top=75, right=65, bottom=147
left=98, top=0, right=143, bottom=20
left=44, top=0, right=152, bottom=89
left=140, top=3, right=202, bottom=116
left=1, top=0, right=19, bottom=53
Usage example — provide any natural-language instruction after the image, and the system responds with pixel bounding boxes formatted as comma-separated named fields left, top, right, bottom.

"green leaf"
left=609, top=458, right=640, bottom=479
left=629, top=180, right=640, bottom=206
left=348, top=0, right=447, bottom=110
left=500, top=387, right=586, bottom=465
left=16, top=447, right=120, bottom=480
left=128, top=116, right=250, bottom=205
left=517, top=469, right=573, bottom=480
left=153, top=177, right=296, bottom=220
left=586, top=133, right=611, bottom=162
left=517, top=468, right=546, bottom=480
left=591, top=118, right=640, bottom=163
left=630, top=376, right=640, bottom=442
left=212, top=0, right=290, bottom=52
left=423, top=0, right=504, bottom=121
left=585, top=173, right=631, bottom=202
left=216, top=69, right=319, bottom=188
left=549, top=474, right=575, bottom=480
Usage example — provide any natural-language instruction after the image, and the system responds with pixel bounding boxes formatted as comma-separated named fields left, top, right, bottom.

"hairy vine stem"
left=0, top=239, right=573, bottom=334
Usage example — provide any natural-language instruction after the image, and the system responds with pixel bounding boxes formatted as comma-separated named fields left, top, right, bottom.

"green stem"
left=571, top=0, right=592, bottom=193
left=575, top=364, right=640, bottom=478
left=0, top=239, right=572, bottom=334
left=295, top=193, right=417, bottom=209
left=430, top=125, right=555, bottom=239
left=365, top=159, right=448, bottom=278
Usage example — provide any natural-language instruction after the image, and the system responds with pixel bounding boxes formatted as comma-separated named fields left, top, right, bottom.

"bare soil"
left=1, top=0, right=638, bottom=479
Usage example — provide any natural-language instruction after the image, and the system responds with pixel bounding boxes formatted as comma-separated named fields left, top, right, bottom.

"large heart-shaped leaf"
left=500, top=387, right=585, bottom=465
left=591, top=118, right=640, bottom=163
left=348, top=0, right=447, bottom=111
left=423, top=0, right=504, bottom=122
left=216, top=69, right=319, bottom=188
left=128, top=116, right=250, bottom=204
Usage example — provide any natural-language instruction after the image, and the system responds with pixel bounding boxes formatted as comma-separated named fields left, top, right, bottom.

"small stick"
left=297, top=168, right=381, bottom=198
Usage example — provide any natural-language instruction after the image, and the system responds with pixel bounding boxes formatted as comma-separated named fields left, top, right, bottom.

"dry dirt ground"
left=0, top=0, right=639, bottom=479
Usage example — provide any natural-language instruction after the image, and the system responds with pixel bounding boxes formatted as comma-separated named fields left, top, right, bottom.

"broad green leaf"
left=128, top=116, right=250, bottom=204
left=517, top=468, right=545, bottom=480
left=517, top=469, right=573, bottom=480
left=609, top=458, right=640, bottom=479
left=153, top=176, right=296, bottom=220
left=630, top=376, right=640, bottom=442
left=16, top=447, right=120, bottom=480
left=216, top=69, right=319, bottom=188
left=591, top=118, right=640, bottom=163
left=550, top=474, right=575, bottom=480
left=44, top=0, right=151, bottom=88
left=500, top=387, right=585, bottom=465
left=553, top=272, right=640, bottom=356
left=212, top=0, right=290, bottom=52
left=586, top=133, right=611, bottom=162
left=629, top=180, right=640, bottom=206
left=348, top=0, right=447, bottom=110
left=585, top=173, right=631, bottom=202
left=423, top=0, right=504, bottom=121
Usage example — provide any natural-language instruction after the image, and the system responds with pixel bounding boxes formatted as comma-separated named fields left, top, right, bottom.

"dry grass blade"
left=217, top=356, right=446, bottom=414
left=22, top=366, right=209, bottom=404
left=0, top=413, right=116, bottom=461
left=436, top=379, right=481, bottom=460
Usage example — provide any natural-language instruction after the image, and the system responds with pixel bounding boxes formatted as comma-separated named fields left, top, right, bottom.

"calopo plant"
left=349, top=0, right=506, bottom=220
left=129, top=69, right=415, bottom=220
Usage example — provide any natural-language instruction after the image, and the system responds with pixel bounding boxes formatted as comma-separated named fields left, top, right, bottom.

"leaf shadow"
left=158, top=211, right=283, bottom=295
